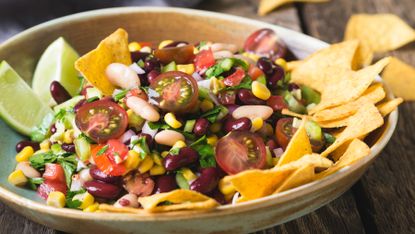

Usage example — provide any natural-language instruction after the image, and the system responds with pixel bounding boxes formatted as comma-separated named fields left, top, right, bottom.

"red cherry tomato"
left=154, top=44, right=195, bottom=64
left=248, top=64, right=265, bottom=80
left=215, top=131, right=267, bottom=175
left=194, top=49, right=215, bottom=72
left=244, top=28, right=287, bottom=60
left=275, top=118, right=296, bottom=149
left=43, top=163, right=66, bottom=184
left=149, top=71, right=199, bottom=113
left=91, top=141, right=128, bottom=176
left=124, top=88, right=148, bottom=104
left=267, top=95, right=288, bottom=111
left=37, top=180, right=67, bottom=200
left=75, top=100, right=128, bottom=143
left=223, top=68, right=246, bottom=87
left=138, top=41, right=153, bottom=48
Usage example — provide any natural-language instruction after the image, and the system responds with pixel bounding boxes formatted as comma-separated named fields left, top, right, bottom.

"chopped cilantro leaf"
left=27, top=177, right=44, bottom=190
left=113, top=89, right=128, bottom=102
left=201, top=106, right=222, bottom=123
left=224, top=76, right=252, bottom=91
left=96, top=145, right=109, bottom=156
left=66, top=189, right=86, bottom=209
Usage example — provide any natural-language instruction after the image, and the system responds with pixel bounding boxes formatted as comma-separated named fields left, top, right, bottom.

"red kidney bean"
left=137, top=132, right=153, bottom=146
left=237, top=89, right=265, bottom=105
left=138, top=73, right=149, bottom=87
left=84, top=180, right=121, bottom=200
left=61, top=143, right=76, bottom=153
left=193, top=118, right=210, bottom=136
left=89, top=166, right=122, bottom=184
left=266, top=95, right=287, bottom=111
left=131, top=51, right=150, bottom=62
left=218, top=91, right=236, bottom=105
left=15, top=140, right=40, bottom=153
left=211, top=189, right=226, bottom=205
left=50, top=81, right=71, bottom=104
left=190, top=167, right=219, bottom=194
left=267, top=65, right=285, bottom=89
left=50, top=124, right=57, bottom=134
left=257, top=57, right=274, bottom=75
left=123, top=173, right=155, bottom=196
left=224, top=117, right=252, bottom=133
left=147, top=70, right=160, bottom=84
left=163, top=147, right=199, bottom=171
left=154, top=175, right=178, bottom=193
left=144, top=58, right=161, bottom=72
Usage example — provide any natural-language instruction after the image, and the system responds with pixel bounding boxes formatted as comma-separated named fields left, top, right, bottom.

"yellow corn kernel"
left=200, top=99, right=214, bottom=112
left=272, top=157, right=280, bottom=166
left=210, top=122, right=222, bottom=133
left=8, top=170, right=27, bottom=186
left=219, top=179, right=236, bottom=195
left=16, top=146, right=34, bottom=162
left=181, top=168, right=197, bottom=181
left=73, top=192, right=95, bottom=209
left=40, top=140, right=51, bottom=151
left=207, top=135, right=218, bottom=146
left=164, top=112, right=182, bottom=129
left=83, top=202, right=99, bottom=212
left=193, top=47, right=199, bottom=54
left=151, top=152, right=163, bottom=166
left=274, top=58, right=287, bottom=70
left=242, top=52, right=260, bottom=62
left=252, top=81, right=271, bottom=100
left=161, top=151, right=170, bottom=158
left=172, top=140, right=186, bottom=149
left=225, top=192, right=236, bottom=202
left=177, top=64, right=195, bottom=75
left=158, top=40, right=174, bottom=49
left=138, top=156, right=154, bottom=174
left=250, top=117, right=264, bottom=132
left=47, top=191, right=66, bottom=208
left=125, top=150, right=141, bottom=171
left=63, top=130, right=74, bottom=144
left=150, top=165, right=166, bottom=176
left=128, top=42, right=141, bottom=52
left=211, top=77, right=225, bottom=95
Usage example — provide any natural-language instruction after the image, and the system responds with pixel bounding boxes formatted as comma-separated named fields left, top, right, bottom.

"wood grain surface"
left=0, top=0, right=414, bottom=233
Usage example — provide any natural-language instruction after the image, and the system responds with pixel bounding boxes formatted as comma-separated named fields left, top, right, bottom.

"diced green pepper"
left=175, top=172, right=189, bottom=190
left=53, top=95, right=84, bottom=112
left=74, top=136, right=91, bottom=162
left=284, top=93, right=306, bottom=114
left=162, top=61, right=177, bottom=72
left=301, top=85, right=321, bottom=105
left=184, top=120, right=196, bottom=133
left=220, top=58, right=234, bottom=71
left=305, top=120, right=323, bottom=142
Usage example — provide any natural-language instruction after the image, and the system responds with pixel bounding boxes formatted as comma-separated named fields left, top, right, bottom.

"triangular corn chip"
left=258, top=0, right=329, bottom=16
left=138, top=189, right=219, bottom=213
left=274, top=164, right=315, bottom=194
left=276, top=117, right=312, bottom=166
left=275, top=153, right=333, bottom=171
left=381, top=57, right=415, bottom=100
left=377, top=98, right=403, bottom=117
left=316, top=139, right=370, bottom=179
left=98, top=204, right=146, bottom=214
left=345, top=14, right=415, bottom=67
left=321, top=102, right=383, bottom=157
left=313, top=83, right=385, bottom=122
left=75, top=28, right=132, bottom=95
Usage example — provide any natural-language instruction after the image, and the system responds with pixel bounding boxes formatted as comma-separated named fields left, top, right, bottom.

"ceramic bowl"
left=0, top=7, right=398, bottom=234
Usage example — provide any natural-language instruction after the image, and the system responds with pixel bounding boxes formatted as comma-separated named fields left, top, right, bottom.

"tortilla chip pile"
left=258, top=0, right=328, bottom=16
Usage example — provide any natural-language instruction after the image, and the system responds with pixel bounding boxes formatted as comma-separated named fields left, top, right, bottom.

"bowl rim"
left=0, top=6, right=399, bottom=221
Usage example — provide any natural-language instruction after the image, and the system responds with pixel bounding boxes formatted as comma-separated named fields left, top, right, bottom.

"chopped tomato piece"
left=224, top=68, right=246, bottom=87
left=248, top=65, right=265, bottom=80
left=37, top=180, right=67, bottom=200
left=91, top=140, right=128, bottom=176
left=194, top=49, right=215, bottom=72
left=138, top=41, right=153, bottom=48
left=43, top=163, right=66, bottom=184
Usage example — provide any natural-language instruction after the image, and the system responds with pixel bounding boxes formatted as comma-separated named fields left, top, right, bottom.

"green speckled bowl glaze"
left=0, top=7, right=398, bottom=234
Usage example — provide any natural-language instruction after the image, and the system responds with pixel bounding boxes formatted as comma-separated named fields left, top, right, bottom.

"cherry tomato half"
left=37, top=180, right=67, bottom=200
left=154, top=44, right=195, bottom=64
left=248, top=64, right=265, bottom=80
left=215, top=131, right=267, bottom=175
left=150, top=71, right=199, bottom=113
left=43, top=163, right=66, bottom=184
left=275, top=118, right=296, bottom=150
left=194, top=49, right=215, bottom=72
left=91, top=140, right=128, bottom=176
left=75, top=100, right=128, bottom=143
left=223, top=68, right=246, bottom=87
left=243, top=28, right=287, bottom=60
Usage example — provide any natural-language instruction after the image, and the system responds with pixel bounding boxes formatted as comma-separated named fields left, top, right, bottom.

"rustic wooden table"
left=1, top=0, right=414, bottom=233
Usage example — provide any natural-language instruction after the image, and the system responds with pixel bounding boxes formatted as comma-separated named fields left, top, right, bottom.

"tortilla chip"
left=291, top=40, right=359, bottom=92
left=316, top=139, right=370, bottom=179
left=309, top=57, right=390, bottom=114
left=320, top=102, right=383, bottom=157
left=258, top=0, right=329, bottom=16
left=75, top=28, right=132, bottom=96
left=286, top=60, right=303, bottom=71
left=345, top=14, right=415, bottom=67
left=274, top=153, right=333, bottom=171
left=226, top=169, right=294, bottom=201
left=377, top=98, right=403, bottom=116
left=276, top=117, right=312, bottom=166
left=138, top=189, right=219, bottom=213
left=98, top=204, right=146, bottom=214
left=274, top=164, right=315, bottom=193
left=381, top=57, right=415, bottom=100
left=313, top=83, right=385, bottom=122
left=281, top=108, right=306, bottom=119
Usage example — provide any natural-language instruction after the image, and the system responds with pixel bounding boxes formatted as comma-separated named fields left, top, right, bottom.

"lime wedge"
left=32, top=37, right=80, bottom=106
left=0, top=61, right=53, bottom=136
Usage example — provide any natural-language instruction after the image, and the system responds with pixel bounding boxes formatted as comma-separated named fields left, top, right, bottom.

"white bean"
left=213, top=50, right=234, bottom=60
left=126, top=96, right=160, bottom=122
left=106, top=63, right=140, bottom=90
left=114, top=194, right=139, bottom=208
left=155, top=130, right=185, bottom=146
left=15, top=162, right=41, bottom=178
left=232, top=105, right=274, bottom=120
left=211, top=43, right=239, bottom=53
